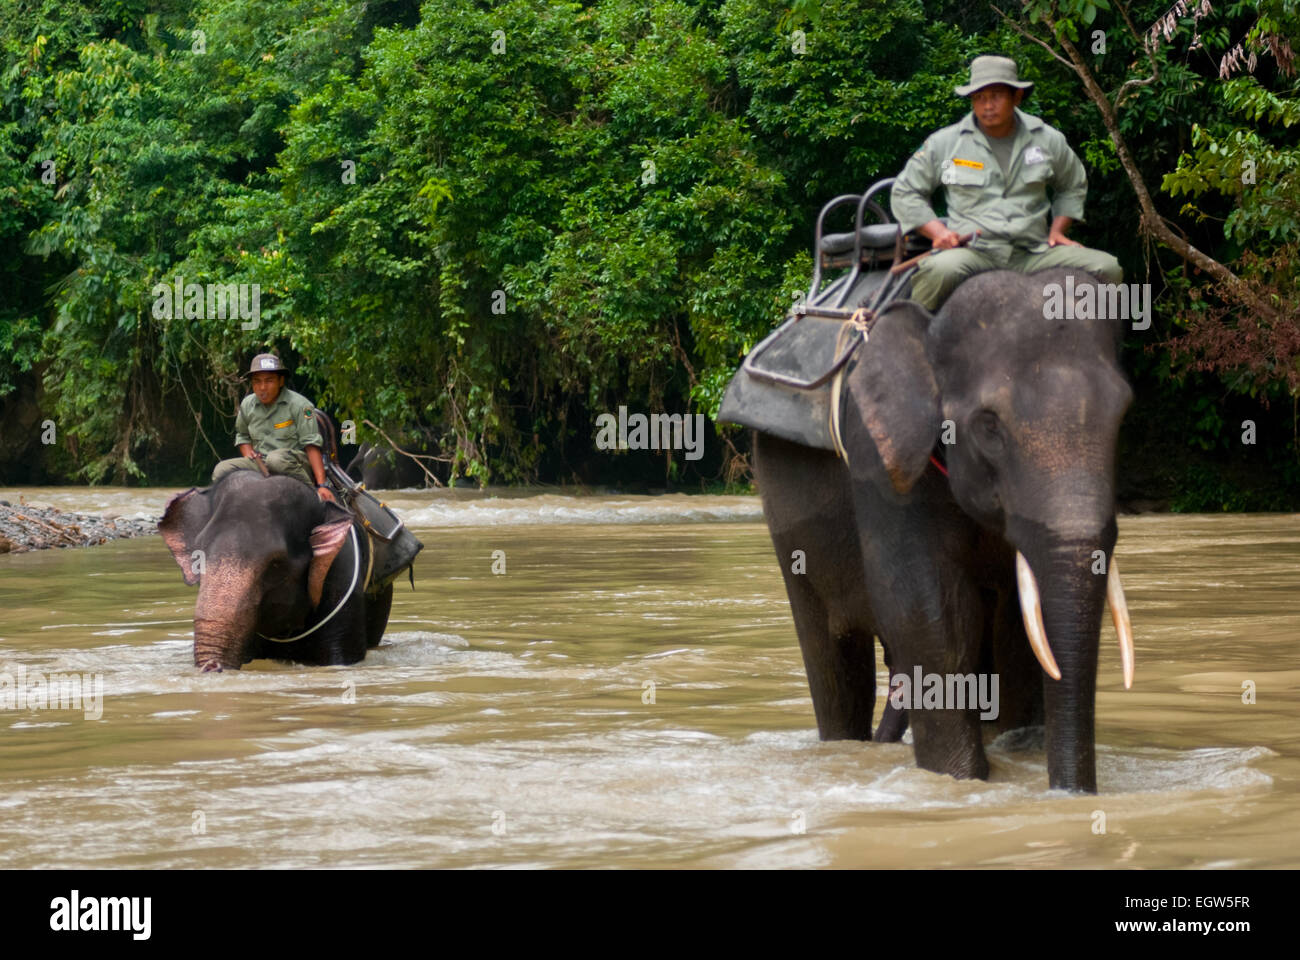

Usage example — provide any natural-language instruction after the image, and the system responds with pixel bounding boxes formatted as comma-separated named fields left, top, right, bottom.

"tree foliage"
left=2, top=0, right=1299, bottom=502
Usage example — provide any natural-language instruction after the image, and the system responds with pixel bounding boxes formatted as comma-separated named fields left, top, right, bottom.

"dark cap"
left=245, top=353, right=291, bottom=377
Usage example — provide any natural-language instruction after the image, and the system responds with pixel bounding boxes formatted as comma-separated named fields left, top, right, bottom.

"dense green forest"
left=1, top=0, right=1298, bottom=507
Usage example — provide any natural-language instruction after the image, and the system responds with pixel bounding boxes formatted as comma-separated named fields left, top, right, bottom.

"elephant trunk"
left=192, top=562, right=260, bottom=671
left=193, top=621, right=253, bottom=672
left=1019, top=539, right=1113, bottom=793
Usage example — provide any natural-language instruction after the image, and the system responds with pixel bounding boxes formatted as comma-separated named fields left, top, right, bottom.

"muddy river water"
left=0, top=487, right=1296, bottom=868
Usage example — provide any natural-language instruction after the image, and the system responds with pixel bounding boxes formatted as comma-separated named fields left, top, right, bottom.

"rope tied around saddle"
left=829, top=308, right=874, bottom=464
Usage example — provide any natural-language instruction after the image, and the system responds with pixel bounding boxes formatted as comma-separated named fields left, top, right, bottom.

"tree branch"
left=1112, top=0, right=1161, bottom=109
left=991, top=4, right=1076, bottom=69
left=361, top=418, right=447, bottom=487
left=994, top=2, right=1282, bottom=325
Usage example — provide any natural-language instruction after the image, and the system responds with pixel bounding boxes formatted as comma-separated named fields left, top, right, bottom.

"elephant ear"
left=158, top=487, right=210, bottom=585
left=841, top=300, right=941, bottom=494
left=308, top=510, right=354, bottom=608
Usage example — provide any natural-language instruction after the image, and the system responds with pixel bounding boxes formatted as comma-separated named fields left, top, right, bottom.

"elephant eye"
left=974, top=409, right=1004, bottom=449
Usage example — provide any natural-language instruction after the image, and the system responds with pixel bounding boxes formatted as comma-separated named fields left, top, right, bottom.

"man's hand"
left=920, top=219, right=964, bottom=250
left=1048, top=216, right=1080, bottom=247
left=240, top=444, right=270, bottom=477
left=305, top=445, right=335, bottom=501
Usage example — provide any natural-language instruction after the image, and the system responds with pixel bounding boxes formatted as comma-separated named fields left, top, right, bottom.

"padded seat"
left=820, top=223, right=902, bottom=255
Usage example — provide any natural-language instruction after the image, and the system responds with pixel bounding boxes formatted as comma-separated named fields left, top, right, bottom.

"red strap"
left=929, top=454, right=949, bottom=477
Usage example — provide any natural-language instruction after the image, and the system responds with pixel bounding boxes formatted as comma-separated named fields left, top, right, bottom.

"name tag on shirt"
left=952, top=158, right=984, bottom=169
left=1024, top=146, right=1047, bottom=165
left=274, top=419, right=293, bottom=429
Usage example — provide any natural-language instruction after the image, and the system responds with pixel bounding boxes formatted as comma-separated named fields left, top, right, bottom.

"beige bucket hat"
left=954, top=55, right=1034, bottom=96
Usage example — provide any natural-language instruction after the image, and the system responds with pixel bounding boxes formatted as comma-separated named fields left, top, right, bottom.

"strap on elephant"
left=827, top=308, right=875, bottom=465
left=929, top=446, right=949, bottom=477
left=740, top=260, right=917, bottom=393
left=798, top=261, right=922, bottom=464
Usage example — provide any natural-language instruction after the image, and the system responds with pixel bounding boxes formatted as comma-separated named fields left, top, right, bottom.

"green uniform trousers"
left=212, top=448, right=314, bottom=486
left=909, top=243, right=1123, bottom=311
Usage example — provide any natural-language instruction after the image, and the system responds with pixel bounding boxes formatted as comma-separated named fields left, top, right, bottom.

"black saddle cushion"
left=820, top=223, right=903, bottom=255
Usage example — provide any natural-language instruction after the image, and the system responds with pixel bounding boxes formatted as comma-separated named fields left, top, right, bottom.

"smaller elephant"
left=160, top=471, right=422, bottom=671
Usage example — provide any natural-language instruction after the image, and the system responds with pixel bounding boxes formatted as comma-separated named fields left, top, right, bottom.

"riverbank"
left=0, top=498, right=158, bottom=553
left=0, top=486, right=1178, bottom=556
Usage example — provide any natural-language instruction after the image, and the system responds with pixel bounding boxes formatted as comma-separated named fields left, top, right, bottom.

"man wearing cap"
left=211, top=354, right=336, bottom=502
left=892, top=55, right=1122, bottom=311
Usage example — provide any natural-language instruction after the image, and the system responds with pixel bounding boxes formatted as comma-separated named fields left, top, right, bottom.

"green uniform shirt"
left=891, top=107, right=1089, bottom=261
left=234, top=387, right=324, bottom=453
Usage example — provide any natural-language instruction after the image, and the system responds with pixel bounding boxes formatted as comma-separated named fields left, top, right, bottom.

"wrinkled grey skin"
left=754, top=269, right=1132, bottom=792
left=160, top=471, right=404, bottom=671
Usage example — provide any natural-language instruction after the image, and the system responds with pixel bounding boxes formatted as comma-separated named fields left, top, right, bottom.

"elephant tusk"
left=1108, top=558, right=1135, bottom=690
left=1016, top=551, right=1061, bottom=681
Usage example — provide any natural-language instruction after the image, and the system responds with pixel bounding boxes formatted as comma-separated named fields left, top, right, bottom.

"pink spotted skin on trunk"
left=193, top=559, right=263, bottom=671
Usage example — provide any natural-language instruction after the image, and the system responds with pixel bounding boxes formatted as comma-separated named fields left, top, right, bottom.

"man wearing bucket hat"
left=211, top=353, right=336, bottom=502
left=891, top=55, right=1122, bottom=310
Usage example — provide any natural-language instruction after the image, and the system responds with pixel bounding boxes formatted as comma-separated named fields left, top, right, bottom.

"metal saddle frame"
left=742, top=178, right=928, bottom=392
left=714, top=178, right=943, bottom=452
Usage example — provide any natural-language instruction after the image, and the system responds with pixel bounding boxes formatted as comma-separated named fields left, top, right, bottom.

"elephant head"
left=840, top=268, right=1135, bottom=792
left=160, top=472, right=355, bottom=671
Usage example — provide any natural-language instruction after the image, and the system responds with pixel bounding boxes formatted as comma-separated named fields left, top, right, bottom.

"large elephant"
left=159, top=471, right=421, bottom=671
left=753, top=269, right=1135, bottom=792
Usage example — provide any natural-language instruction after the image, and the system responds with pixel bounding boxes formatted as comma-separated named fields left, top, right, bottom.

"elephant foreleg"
left=863, top=546, right=990, bottom=779
left=896, top=634, right=990, bottom=780
left=365, top=582, right=394, bottom=648
left=315, top=598, right=369, bottom=665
